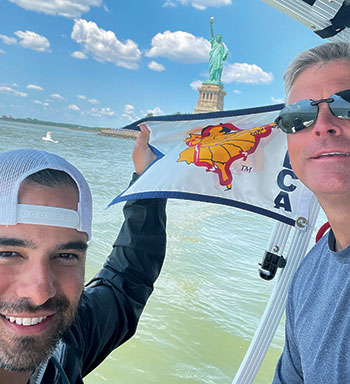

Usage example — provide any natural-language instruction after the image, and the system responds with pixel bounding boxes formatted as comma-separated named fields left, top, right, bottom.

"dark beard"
left=0, top=295, right=81, bottom=372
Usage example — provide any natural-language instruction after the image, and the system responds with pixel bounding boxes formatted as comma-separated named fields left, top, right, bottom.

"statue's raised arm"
left=210, top=16, right=214, bottom=40
left=207, top=17, right=229, bottom=85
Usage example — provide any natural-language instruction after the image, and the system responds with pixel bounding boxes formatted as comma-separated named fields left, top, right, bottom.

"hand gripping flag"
left=110, top=104, right=313, bottom=227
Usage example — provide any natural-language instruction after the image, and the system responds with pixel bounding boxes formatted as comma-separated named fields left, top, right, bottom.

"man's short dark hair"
left=25, top=169, right=78, bottom=192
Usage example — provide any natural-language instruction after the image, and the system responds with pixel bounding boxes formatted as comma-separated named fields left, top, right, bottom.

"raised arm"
left=74, top=124, right=166, bottom=377
left=210, top=17, right=214, bottom=40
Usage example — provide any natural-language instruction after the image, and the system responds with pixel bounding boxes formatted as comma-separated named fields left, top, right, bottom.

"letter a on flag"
left=110, top=104, right=314, bottom=227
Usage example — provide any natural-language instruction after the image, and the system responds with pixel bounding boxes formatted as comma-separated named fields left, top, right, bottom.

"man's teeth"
left=319, top=152, right=350, bottom=157
left=5, top=315, right=48, bottom=326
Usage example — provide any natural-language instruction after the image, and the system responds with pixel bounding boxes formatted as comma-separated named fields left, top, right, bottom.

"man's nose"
left=312, top=104, right=344, bottom=138
left=15, top=260, right=56, bottom=306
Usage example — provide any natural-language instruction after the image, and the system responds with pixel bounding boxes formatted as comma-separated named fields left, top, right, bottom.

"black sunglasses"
left=275, top=89, right=350, bottom=134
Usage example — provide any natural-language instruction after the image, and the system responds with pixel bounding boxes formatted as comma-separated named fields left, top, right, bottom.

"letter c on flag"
left=277, top=169, right=297, bottom=192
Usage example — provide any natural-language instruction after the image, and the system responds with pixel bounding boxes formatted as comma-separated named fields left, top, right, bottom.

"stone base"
left=194, top=83, right=226, bottom=114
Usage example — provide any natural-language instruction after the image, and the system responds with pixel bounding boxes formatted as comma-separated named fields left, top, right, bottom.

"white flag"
left=110, top=105, right=313, bottom=227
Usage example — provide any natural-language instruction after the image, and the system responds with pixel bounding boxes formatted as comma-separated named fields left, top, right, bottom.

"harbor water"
left=0, top=121, right=325, bottom=383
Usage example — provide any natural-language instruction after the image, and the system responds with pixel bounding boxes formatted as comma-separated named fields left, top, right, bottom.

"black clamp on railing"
left=258, top=251, right=286, bottom=281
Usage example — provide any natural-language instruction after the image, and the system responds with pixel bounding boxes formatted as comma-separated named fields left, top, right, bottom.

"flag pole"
left=232, top=193, right=320, bottom=384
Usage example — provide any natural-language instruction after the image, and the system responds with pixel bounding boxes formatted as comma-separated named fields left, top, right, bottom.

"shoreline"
left=98, top=128, right=138, bottom=140
left=1, top=118, right=139, bottom=140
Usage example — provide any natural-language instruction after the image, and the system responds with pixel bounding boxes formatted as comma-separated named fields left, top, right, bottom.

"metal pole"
left=232, top=194, right=320, bottom=384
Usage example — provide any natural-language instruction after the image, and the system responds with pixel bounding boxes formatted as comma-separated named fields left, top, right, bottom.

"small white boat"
left=42, top=131, right=58, bottom=143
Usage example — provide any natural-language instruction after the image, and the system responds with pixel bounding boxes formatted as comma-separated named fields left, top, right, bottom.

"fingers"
left=138, top=123, right=150, bottom=134
left=132, top=123, right=156, bottom=175
left=136, top=123, right=150, bottom=147
left=134, top=124, right=150, bottom=157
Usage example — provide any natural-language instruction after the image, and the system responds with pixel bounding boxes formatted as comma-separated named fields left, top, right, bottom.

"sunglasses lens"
left=277, top=99, right=317, bottom=133
left=276, top=89, right=350, bottom=134
left=330, top=91, right=350, bottom=120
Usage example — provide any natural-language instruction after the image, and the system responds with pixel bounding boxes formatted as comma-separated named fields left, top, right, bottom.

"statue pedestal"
left=194, top=82, right=226, bottom=114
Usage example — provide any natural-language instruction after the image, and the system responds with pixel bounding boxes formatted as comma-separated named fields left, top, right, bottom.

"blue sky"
left=0, top=0, right=323, bottom=128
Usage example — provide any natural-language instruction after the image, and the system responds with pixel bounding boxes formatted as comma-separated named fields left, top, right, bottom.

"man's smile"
left=311, top=151, right=350, bottom=159
left=4, top=315, right=49, bottom=326
left=0, top=312, right=55, bottom=335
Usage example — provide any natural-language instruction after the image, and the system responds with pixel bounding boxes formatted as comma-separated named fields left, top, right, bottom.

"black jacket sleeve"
left=63, top=196, right=167, bottom=378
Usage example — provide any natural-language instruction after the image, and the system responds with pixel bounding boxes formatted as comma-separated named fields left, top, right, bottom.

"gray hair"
left=284, top=41, right=350, bottom=96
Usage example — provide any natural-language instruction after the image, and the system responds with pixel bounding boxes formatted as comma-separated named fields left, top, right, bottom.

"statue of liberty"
left=206, top=17, right=228, bottom=85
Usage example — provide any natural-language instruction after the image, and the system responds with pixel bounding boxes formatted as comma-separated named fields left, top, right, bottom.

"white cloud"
left=148, top=60, right=165, bottom=72
left=15, top=30, right=51, bottom=52
left=146, top=106, right=163, bottom=116
left=27, top=84, right=44, bottom=91
left=163, top=0, right=176, bottom=7
left=77, top=94, right=100, bottom=105
left=271, top=96, right=284, bottom=104
left=124, top=104, right=134, bottom=113
left=71, top=50, right=87, bottom=59
left=9, top=0, right=102, bottom=18
left=189, top=0, right=231, bottom=10
left=88, top=107, right=115, bottom=117
left=50, top=93, right=64, bottom=100
left=0, top=49, right=5, bottom=54
left=71, top=19, right=142, bottom=70
left=233, top=89, right=242, bottom=94
left=222, top=63, right=273, bottom=84
left=121, top=113, right=135, bottom=122
left=190, top=80, right=202, bottom=91
left=99, top=107, right=115, bottom=116
left=122, top=104, right=138, bottom=121
left=146, top=30, right=210, bottom=64
left=164, top=0, right=231, bottom=9
left=33, top=99, right=49, bottom=106
left=0, top=34, right=17, bottom=45
left=0, top=85, right=27, bottom=97
left=69, top=104, right=80, bottom=111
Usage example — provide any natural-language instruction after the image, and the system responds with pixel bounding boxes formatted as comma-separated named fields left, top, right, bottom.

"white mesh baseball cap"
left=0, top=149, right=92, bottom=240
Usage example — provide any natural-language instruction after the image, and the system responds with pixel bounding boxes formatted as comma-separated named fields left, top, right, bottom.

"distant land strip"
left=0, top=116, right=138, bottom=140
left=99, top=128, right=138, bottom=139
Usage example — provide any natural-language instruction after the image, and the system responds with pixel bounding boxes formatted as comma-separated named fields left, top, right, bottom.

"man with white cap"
left=0, top=127, right=166, bottom=383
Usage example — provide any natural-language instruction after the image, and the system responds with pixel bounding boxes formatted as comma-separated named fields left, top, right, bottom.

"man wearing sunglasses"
left=273, top=41, right=350, bottom=383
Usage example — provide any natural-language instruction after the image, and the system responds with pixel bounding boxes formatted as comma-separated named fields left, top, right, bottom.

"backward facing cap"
left=0, top=149, right=92, bottom=240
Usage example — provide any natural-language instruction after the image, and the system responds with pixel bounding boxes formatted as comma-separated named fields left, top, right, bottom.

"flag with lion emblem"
left=110, top=105, right=313, bottom=227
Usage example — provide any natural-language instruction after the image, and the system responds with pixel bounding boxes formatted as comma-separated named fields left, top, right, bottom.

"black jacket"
left=32, top=197, right=167, bottom=383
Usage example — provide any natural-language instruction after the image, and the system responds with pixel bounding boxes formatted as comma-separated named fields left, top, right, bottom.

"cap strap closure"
left=17, top=204, right=80, bottom=229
